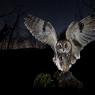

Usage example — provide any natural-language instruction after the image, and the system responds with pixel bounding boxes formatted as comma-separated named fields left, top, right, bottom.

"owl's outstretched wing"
left=66, top=15, right=95, bottom=64
left=24, top=15, right=57, bottom=51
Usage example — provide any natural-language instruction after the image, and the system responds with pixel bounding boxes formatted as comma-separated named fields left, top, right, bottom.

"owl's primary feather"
left=24, top=15, right=57, bottom=52
left=66, top=15, right=95, bottom=64
left=24, top=15, right=95, bottom=72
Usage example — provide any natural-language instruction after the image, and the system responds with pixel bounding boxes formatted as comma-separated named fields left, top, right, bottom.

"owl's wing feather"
left=66, top=15, right=95, bottom=63
left=24, top=15, right=57, bottom=51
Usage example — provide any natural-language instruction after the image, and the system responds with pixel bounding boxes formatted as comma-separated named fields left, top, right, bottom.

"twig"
left=0, top=8, right=16, bottom=18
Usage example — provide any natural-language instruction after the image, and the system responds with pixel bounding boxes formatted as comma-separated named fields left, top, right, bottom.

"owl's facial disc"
left=56, top=41, right=71, bottom=54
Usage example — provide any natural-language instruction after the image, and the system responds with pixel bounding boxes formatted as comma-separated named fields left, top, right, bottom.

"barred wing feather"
left=24, top=15, right=57, bottom=51
left=66, top=15, right=95, bottom=63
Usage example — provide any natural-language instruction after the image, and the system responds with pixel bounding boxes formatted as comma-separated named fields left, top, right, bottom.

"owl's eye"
left=62, top=41, right=72, bottom=53
left=56, top=42, right=62, bottom=49
left=64, top=43, right=67, bottom=48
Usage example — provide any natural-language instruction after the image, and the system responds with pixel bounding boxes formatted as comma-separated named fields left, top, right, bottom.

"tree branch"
left=82, top=0, right=95, bottom=12
left=0, top=8, right=16, bottom=18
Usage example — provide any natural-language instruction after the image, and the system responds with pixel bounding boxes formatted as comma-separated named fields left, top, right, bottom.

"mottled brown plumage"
left=24, top=15, right=95, bottom=72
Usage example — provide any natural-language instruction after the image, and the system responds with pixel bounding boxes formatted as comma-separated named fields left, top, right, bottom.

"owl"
left=24, top=14, right=95, bottom=72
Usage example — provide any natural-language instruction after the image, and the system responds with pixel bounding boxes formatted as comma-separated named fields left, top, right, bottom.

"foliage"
left=33, top=73, right=55, bottom=88
left=33, top=71, right=84, bottom=88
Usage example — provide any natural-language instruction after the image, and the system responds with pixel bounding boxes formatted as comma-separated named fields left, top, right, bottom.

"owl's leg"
left=52, top=54, right=63, bottom=71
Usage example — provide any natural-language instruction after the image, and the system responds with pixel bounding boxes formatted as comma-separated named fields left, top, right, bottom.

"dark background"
left=0, top=0, right=95, bottom=32
left=0, top=0, right=95, bottom=93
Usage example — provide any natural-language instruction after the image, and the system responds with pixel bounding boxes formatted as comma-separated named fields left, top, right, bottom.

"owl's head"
left=53, top=40, right=77, bottom=72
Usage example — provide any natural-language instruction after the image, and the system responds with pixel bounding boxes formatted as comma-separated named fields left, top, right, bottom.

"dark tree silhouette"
left=82, top=0, right=95, bottom=12
left=0, top=8, right=16, bottom=18
left=7, top=14, right=20, bottom=49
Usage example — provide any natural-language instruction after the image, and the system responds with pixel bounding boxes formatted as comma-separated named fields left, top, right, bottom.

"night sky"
left=0, top=0, right=95, bottom=91
left=0, top=0, right=95, bottom=33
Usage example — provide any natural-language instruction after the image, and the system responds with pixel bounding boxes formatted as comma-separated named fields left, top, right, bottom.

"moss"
left=33, top=71, right=84, bottom=88
left=33, top=73, right=55, bottom=88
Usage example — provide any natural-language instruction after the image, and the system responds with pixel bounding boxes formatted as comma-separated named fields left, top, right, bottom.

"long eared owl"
left=24, top=15, right=95, bottom=72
